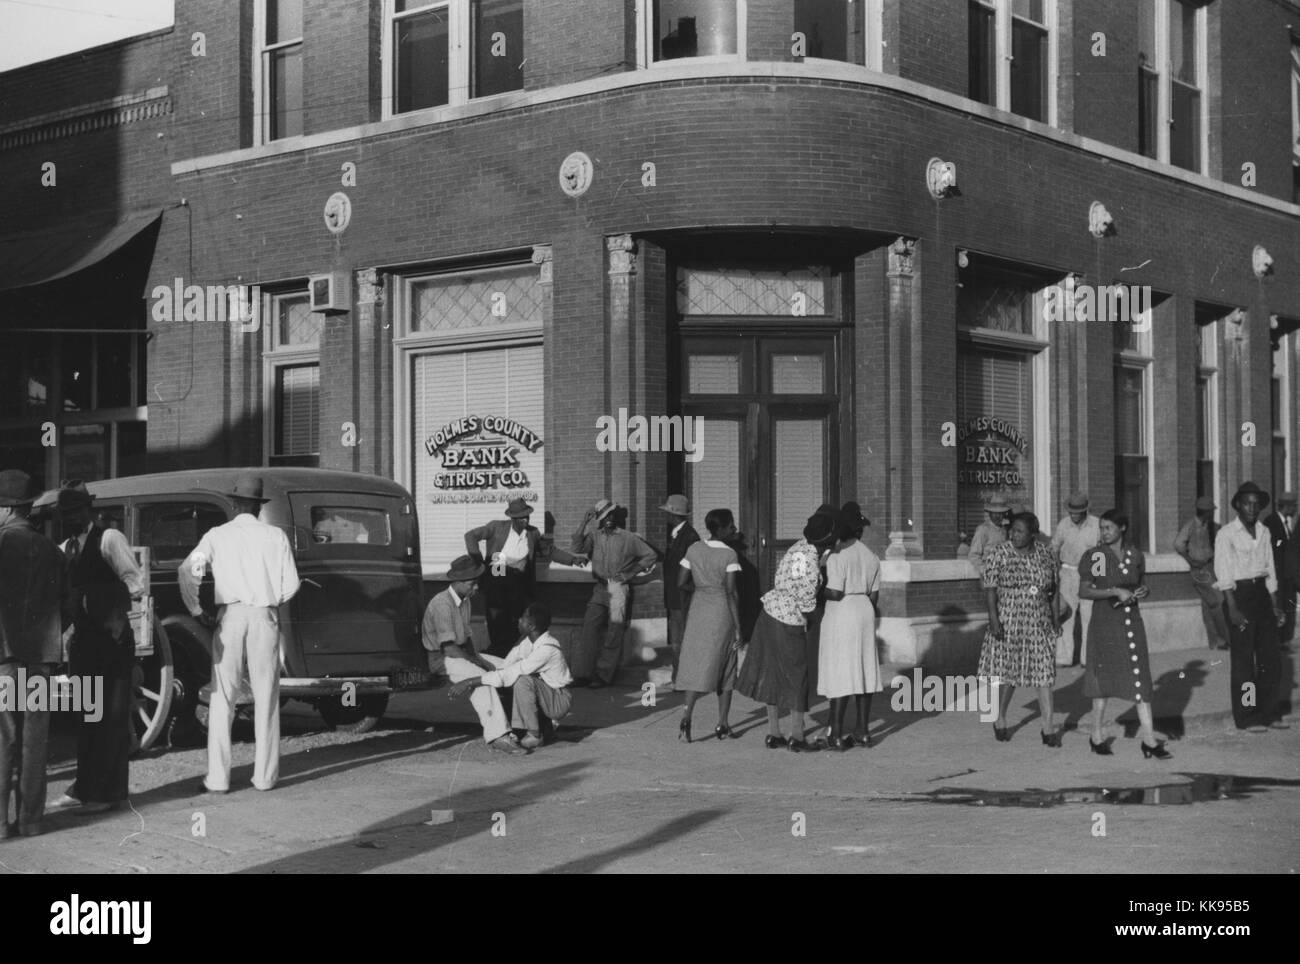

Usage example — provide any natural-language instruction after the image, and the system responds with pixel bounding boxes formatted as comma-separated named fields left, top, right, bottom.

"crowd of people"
left=2, top=463, right=1294, bottom=838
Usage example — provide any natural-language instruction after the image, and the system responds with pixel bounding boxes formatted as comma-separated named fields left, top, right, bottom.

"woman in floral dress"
left=979, top=513, right=1063, bottom=745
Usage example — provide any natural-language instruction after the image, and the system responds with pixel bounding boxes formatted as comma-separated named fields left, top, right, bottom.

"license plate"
left=389, top=666, right=428, bottom=690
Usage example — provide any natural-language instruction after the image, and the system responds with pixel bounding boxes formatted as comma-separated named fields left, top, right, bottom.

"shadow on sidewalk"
left=237, top=760, right=596, bottom=873
left=541, top=808, right=730, bottom=873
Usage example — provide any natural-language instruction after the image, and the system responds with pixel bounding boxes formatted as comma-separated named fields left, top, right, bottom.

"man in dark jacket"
left=0, top=469, right=67, bottom=838
left=1264, top=491, right=1299, bottom=645
left=659, top=495, right=699, bottom=685
left=465, top=499, right=585, bottom=657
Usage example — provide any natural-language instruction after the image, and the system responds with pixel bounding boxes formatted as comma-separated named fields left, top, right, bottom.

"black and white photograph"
left=0, top=0, right=1298, bottom=916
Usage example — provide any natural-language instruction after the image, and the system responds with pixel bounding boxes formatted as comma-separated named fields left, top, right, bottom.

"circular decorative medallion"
left=558, top=152, right=594, bottom=198
left=324, top=192, right=352, bottom=234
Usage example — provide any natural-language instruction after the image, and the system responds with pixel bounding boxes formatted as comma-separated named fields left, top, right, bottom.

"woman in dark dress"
left=1077, top=510, right=1171, bottom=759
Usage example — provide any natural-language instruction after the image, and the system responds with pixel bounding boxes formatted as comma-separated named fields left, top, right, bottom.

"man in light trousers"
left=1049, top=492, right=1100, bottom=666
left=180, top=474, right=300, bottom=793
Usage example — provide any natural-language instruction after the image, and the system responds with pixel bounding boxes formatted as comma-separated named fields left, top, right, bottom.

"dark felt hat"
left=55, top=480, right=95, bottom=510
left=446, top=554, right=486, bottom=581
left=225, top=473, right=271, bottom=503
left=1230, top=481, right=1270, bottom=511
left=505, top=498, right=534, bottom=519
left=0, top=469, right=37, bottom=507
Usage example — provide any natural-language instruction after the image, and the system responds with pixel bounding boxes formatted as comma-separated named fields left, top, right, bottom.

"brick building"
left=3, top=0, right=1300, bottom=667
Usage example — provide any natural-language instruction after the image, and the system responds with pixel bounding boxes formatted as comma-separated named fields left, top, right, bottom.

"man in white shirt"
left=449, top=602, right=572, bottom=749
left=1049, top=492, right=1101, bottom=666
left=1214, top=481, right=1286, bottom=731
left=179, top=474, right=300, bottom=793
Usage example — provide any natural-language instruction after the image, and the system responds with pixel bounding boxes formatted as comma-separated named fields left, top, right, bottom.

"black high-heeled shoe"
left=1140, top=740, right=1172, bottom=760
left=1089, top=737, right=1113, bottom=755
left=1041, top=729, right=1062, bottom=748
left=714, top=724, right=736, bottom=740
left=788, top=738, right=810, bottom=753
left=679, top=717, right=691, bottom=743
left=992, top=723, right=1010, bottom=742
left=764, top=734, right=787, bottom=749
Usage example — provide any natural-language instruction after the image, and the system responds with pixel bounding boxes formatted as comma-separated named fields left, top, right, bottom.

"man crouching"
left=447, top=602, right=572, bottom=750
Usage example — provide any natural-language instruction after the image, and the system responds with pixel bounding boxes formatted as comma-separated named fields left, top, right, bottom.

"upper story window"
left=383, top=0, right=523, bottom=117
left=255, top=0, right=304, bottom=143
left=968, top=0, right=1056, bottom=124
left=1291, top=36, right=1299, bottom=202
left=793, top=0, right=884, bottom=70
left=639, top=0, right=747, bottom=66
left=1138, top=0, right=1207, bottom=173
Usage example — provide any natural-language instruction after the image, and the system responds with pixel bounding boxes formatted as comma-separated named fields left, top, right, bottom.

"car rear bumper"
left=279, top=671, right=437, bottom=699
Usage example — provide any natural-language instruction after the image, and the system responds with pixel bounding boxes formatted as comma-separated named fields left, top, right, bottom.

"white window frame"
left=381, top=0, right=525, bottom=119
left=1198, top=317, right=1221, bottom=509
left=1274, top=329, right=1294, bottom=493
left=955, top=277, right=1052, bottom=533
left=262, top=289, right=321, bottom=466
left=1115, top=306, right=1155, bottom=551
left=796, top=0, right=884, bottom=72
left=252, top=0, right=305, bottom=147
left=636, top=0, right=748, bottom=69
left=392, top=261, right=546, bottom=494
left=973, top=0, right=1058, bottom=126
left=1143, top=0, right=1209, bottom=173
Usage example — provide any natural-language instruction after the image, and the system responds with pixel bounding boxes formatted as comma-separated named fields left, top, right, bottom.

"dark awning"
left=0, top=209, right=162, bottom=293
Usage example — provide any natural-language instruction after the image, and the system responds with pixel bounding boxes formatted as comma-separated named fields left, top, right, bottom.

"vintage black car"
left=36, top=468, right=429, bottom=748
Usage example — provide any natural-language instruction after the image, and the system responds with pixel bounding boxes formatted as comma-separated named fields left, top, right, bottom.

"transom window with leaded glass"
left=409, top=263, right=542, bottom=333
left=676, top=265, right=831, bottom=317
left=958, top=275, right=1038, bottom=335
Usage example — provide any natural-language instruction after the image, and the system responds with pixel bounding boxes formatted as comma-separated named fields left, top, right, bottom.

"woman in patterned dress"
left=675, top=509, right=744, bottom=743
left=979, top=512, right=1063, bottom=745
left=736, top=512, right=837, bottom=751
left=1077, top=510, right=1171, bottom=759
left=816, top=503, right=882, bottom=750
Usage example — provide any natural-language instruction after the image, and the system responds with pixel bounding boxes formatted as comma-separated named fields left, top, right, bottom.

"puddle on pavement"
left=921, top=773, right=1300, bottom=808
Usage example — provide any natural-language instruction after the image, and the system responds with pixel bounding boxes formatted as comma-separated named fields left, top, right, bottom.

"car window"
left=94, top=504, right=125, bottom=533
left=137, top=501, right=228, bottom=565
left=309, top=506, right=392, bottom=546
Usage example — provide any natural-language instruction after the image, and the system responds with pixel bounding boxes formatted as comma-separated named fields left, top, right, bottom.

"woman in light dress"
left=816, top=503, right=882, bottom=751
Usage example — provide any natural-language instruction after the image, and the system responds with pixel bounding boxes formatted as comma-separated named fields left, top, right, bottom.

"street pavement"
left=2, top=645, right=1298, bottom=874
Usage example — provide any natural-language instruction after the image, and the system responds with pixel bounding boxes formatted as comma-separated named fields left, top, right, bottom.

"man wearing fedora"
left=968, top=497, right=1009, bottom=579
left=465, top=499, right=585, bottom=658
left=660, top=494, right=700, bottom=686
left=1049, top=492, right=1100, bottom=666
left=572, top=500, right=658, bottom=688
left=424, top=555, right=528, bottom=754
left=1263, top=491, right=1299, bottom=646
left=0, top=470, right=66, bottom=838
left=50, top=480, right=144, bottom=815
left=179, top=474, right=301, bottom=793
left=1214, top=481, right=1287, bottom=730
left=1174, top=495, right=1230, bottom=650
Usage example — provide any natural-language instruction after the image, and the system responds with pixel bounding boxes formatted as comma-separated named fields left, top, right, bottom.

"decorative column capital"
left=888, top=236, right=916, bottom=277
left=607, top=234, right=637, bottom=277
left=355, top=267, right=384, bottom=307
left=531, top=244, right=554, bottom=285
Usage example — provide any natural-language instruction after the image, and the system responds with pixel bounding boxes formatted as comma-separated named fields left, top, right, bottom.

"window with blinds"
left=957, top=346, right=1034, bottom=534
left=688, top=418, right=741, bottom=531
left=773, top=419, right=824, bottom=539
left=274, top=363, right=320, bottom=457
left=411, top=343, right=544, bottom=570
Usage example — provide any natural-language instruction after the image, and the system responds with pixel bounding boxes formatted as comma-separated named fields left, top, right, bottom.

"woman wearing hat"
left=1077, top=510, right=1170, bottom=759
left=979, top=512, right=1063, bottom=746
left=675, top=509, right=744, bottom=742
left=735, top=512, right=837, bottom=751
left=816, top=503, right=882, bottom=750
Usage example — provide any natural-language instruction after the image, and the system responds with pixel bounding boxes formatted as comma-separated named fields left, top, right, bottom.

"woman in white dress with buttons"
left=817, top=503, right=882, bottom=750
